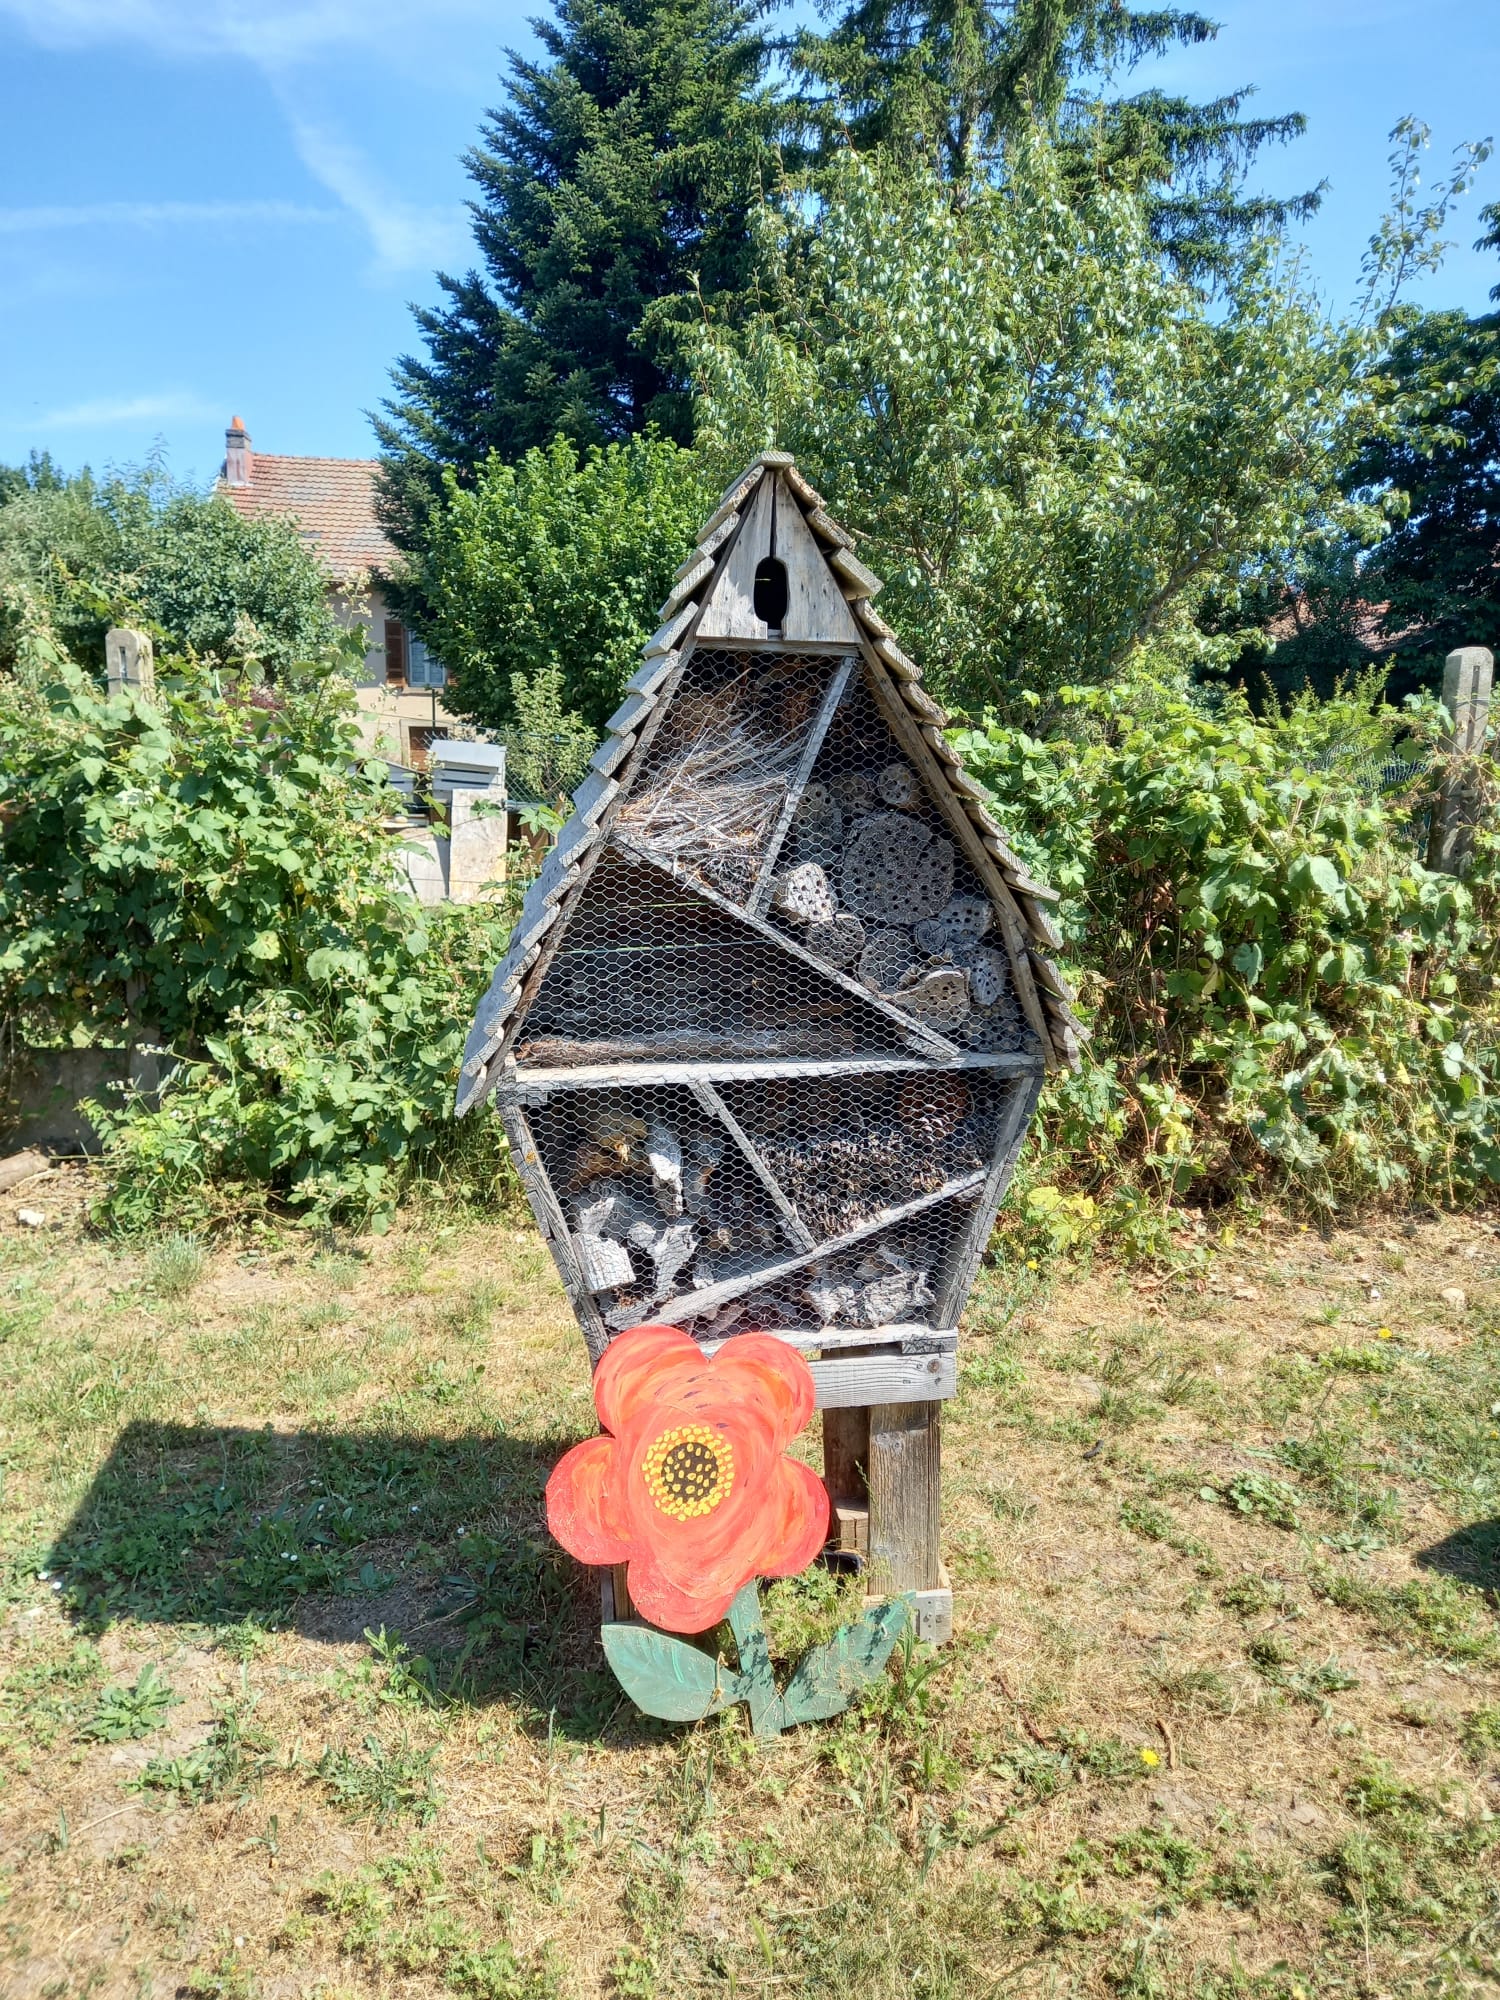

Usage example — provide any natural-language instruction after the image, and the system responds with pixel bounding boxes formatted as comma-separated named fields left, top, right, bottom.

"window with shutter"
left=408, top=637, right=447, bottom=689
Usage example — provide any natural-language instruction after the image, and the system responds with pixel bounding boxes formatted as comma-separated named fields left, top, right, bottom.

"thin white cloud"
left=289, top=120, right=471, bottom=275
left=0, top=0, right=487, bottom=276
left=24, top=392, right=216, bottom=430
left=0, top=199, right=341, bottom=235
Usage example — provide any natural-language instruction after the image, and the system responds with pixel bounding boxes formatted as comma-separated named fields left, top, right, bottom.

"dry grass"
left=1, top=1170, right=1497, bottom=1999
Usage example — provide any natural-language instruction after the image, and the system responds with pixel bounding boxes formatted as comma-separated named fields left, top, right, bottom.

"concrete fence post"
left=105, top=627, right=155, bottom=702
left=1426, top=645, right=1494, bottom=877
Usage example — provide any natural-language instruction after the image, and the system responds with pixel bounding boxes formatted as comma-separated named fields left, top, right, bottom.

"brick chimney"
left=224, top=415, right=252, bottom=487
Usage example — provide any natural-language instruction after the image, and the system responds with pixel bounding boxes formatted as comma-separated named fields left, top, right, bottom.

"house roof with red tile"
left=218, top=418, right=392, bottom=582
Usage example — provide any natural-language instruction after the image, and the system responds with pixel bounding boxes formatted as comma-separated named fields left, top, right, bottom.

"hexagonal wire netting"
left=509, top=642, right=1039, bottom=1346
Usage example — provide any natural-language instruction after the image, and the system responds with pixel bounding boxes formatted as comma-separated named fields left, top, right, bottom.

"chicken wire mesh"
left=516, top=848, right=917, bottom=1067
left=766, top=673, right=1039, bottom=1057
left=500, top=637, right=1046, bottom=1359
left=523, top=1068, right=1027, bottom=1341
left=612, top=646, right=847, bottom=904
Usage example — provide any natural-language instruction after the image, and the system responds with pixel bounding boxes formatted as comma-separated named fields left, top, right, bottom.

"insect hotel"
left=457, top=452, right=1079, bottom=1646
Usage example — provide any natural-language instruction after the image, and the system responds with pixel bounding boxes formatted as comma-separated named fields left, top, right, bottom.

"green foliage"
left=0, top=658, right=513, bottom=1230
left=1215, top=1473, right=1301, bottom=1530
left=792, top=0, right=1319, bottom=277
left=143, top=1234, right=207, bottom=1299
left=83, top=1662, right=181, bottom=1741
left=133, top=1701, right=272, bottom=1803
left=136, top=492, right=338, bottom=670
left=398, top=434, right=712, bottom=736
left=376, top=0, right=771, bottom=538
left=954, top=674, right=1500, bottom=1216
left=694, top=144, right=1371, bottom=719
left=0, top=464, right=336, bottom=675
left=318, top=1734, right=442, bottom=1823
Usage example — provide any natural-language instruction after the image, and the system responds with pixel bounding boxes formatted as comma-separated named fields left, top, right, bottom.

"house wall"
left=330, top=583, right=459, bottom=768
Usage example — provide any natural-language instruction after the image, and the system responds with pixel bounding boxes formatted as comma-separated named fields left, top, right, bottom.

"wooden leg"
left=602, top=1562, right=633, bottom=1623
left=867, top=1400, right=941, bottom=1592
left=821, top=1406, right=870, bottom=1556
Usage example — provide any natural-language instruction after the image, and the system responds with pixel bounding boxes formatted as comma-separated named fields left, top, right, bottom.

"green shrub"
left=0, top=657, right=515, bottom=1230
left=955, top=671, right=1500, bottom=1220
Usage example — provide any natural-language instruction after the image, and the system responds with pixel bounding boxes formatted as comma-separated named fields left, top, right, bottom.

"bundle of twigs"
left=618, top=682, right=802, bottom=869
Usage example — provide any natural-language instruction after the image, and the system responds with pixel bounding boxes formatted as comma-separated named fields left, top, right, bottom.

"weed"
left=1120, top=1497, right=1217, bottom=1571
left=318, top=1734, right=441, bottom=1824
left=144, top=1235, right=206, bottom=1300
left=1324, top=1345, right=1396, bottom=1374
left=84, top=1663, right=180, bottom=1741
left=1461, top=1704, right=1500, bottom=1763
left=1311, top=1566, right=1499, bottom=1663
left=133, top=1702, right=271, bottom=1805
left=1214, top=1472, right=1301, bottom=1530
left=1218, top=1575, right=1274, bottom=1616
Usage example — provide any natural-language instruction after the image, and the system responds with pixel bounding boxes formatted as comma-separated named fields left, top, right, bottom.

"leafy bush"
left=956, top=672, right=1500, bottom=1220
left=396, top=433, right=712, bottom=735
left=0, top=657, right=514, bottom=1230
left=0, top=462, right=336, bottom=673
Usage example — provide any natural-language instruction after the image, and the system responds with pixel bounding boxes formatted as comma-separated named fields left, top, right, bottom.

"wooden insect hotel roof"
left=456, top=451, right=1079, bottom=1393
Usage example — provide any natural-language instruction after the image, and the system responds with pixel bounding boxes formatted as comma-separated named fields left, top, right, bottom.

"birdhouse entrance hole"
left=753, top=557, right=789, bottom=632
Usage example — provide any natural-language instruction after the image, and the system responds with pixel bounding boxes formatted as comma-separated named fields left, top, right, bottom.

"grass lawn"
left=1, top=1169, right=1497, bottom=1999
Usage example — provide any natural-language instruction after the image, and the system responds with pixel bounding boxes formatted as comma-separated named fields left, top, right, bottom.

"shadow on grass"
left=46, top=1419, right=632, bottom=1739
left=1416, top=1517, right=1500, bottom=1597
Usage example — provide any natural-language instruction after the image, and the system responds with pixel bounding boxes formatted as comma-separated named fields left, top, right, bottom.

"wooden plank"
left=613, top=835, right=962, bottom=1062
left=589, top=732, right=635, bottom=779
left=642, top=602, right=696, bottom=659
left=697, top=1323, right=957, bottom=1358
left=504, top=1050, right=1043, bottom=1097
left=693, top=511, right=739, bottom=559
left=703, top=466, right=764, bottom=538
left=773, top=477, right=861, bottom=643
left=1428, top=645, right=1494, bottom=875
left=854, top=642, right=1061, bottom=1062
left=625, top=650, right=677, bottom=697
left=499, top=1103, right=609, bottom=1361
left=867, top=1402, right=942, bottom=1593
left=569, top=769, right=618, bottom=826
left=696, top=473, right=775, bottom=639
left=781, top=461, right=823, bottom=507
left=805, top=507, right=853, bottom=549
left=823, top=1404, right=869, bottom=1512
left=810, top=1351, right=955, bottom=1409
left=605, top=688, right=658, bottom=736
left=935, top=1068, right=1044, bottom=1327
left=746, top=655, right=855, bottom=915
left=658, top=553, right=714, bottom=615
left=856, top=606, right=896, bottom=643
left=830, top=547, right=883, bottom=598
left=1008, top=874, right=1060, bottom=906
left=650, top=1170, right=987, bottom=1326
left=875, top=637, right=921, bottom=682
left=901, top=681, right=948, bottom=725
left=686, top=1079, right=815, bottom=1253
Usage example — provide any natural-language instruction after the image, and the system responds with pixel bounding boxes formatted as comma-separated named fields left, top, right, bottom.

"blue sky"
left=1, top=0, right=1496, bottom=486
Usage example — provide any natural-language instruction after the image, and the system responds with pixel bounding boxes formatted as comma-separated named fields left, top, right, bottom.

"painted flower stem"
left=726, top=1581, right=783, bottom=1739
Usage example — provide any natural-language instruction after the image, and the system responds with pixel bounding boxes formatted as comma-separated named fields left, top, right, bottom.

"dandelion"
left=1026, top=1258, right=1038, bottom=1271
left=1377, top=1327, right=1393, bottom=1340
left=1139, top=1747, right=1159, bottom=1768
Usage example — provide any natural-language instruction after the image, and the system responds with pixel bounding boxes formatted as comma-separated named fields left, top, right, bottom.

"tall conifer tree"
left=791, top=0, right=1318, bottom=279
left=377, top=0, right=771, bottom=545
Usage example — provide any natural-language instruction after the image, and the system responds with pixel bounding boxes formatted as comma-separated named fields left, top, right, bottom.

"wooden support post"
left=1427, top=646, right=1494, bottom=877
left=866, top=1401, right=951, bottom=1642
left=822, top=1403, right=870, bottom=1559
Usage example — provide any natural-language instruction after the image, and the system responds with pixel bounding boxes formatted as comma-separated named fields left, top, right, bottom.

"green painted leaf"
left=601, top=1622, right=751, bottom=1723
left=778, top=1597, right=912, bottom=1727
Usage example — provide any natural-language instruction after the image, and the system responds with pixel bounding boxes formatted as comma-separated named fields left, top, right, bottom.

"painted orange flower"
left=546, top=1322, right=829, bottom=1633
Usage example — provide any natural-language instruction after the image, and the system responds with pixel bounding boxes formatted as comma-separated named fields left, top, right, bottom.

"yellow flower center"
left=641, top=1423, right=734, bottom=1520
